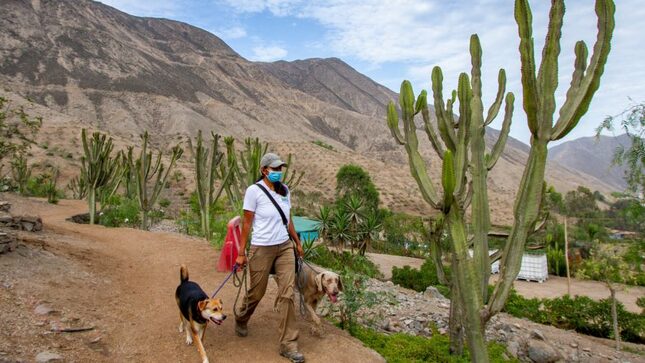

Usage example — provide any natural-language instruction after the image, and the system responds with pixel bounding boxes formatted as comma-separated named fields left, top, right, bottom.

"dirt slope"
left=0, top=194, right=384, bottom=363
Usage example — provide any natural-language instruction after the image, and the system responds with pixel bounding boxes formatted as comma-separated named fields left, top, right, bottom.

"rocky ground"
left=317, top=278, right=645, bottom=362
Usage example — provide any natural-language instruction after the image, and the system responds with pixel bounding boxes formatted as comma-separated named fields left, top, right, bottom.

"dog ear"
left=337, top=275, right=343, bottom=292
left=315, top=272, right=325, bottom=292
left=197, top=300, right=207, bottom=311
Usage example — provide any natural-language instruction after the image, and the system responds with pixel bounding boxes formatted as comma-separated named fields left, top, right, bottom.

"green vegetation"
left=349, top=325, right=515, bottom=363
left=80, top=129, right=123, bottom=225
left=335, top=164, right=380, bottom=212
left=312, top=140, right=335, bottom=151
left=391, top=259, right=451, bottom=296
left=309, top=246, right=382, bottom=279
left=99, top=195, right=141, bottom=228
left=504, top=292, right=644, bottom=344
left=125, top=131, right=183, bottom=230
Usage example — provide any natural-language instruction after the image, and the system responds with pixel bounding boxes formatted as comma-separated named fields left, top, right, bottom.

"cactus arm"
left=536, top=0, right=564, bottom=134
left=397, top=81, right=442, bottom=209
left=386, top=102, right=406, bottom=145
left=442, top=150, right=456, bottom=208
left=431, top=67, right=457, bottom=152
left=552, top=0, right=615, bottom=141
left=484, top=69, right=507, bottom=126
left=454, top=73, right=472, bottom=196
left=486, top=93, right=515, bottom=170
left=421, top=102, right=445, bottom=159
left=515, top=0, right=540, bottom=136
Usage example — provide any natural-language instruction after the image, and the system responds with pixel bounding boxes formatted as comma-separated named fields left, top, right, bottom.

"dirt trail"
left=0, top=195, right=383, bottom=363
left=366, top=252, right=645, bottom=313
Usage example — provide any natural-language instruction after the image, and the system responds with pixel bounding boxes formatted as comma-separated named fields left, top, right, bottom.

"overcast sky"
left=99, top=0, right=644, bottom=146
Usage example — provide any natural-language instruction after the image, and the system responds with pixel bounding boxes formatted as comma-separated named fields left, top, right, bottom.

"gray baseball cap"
left=260, top=153, right=287, bottom=169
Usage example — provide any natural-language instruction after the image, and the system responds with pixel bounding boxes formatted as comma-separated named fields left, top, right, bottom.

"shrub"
left=312, top=140, right=334, bottom=151
left=309, top=247, right=382, bottom=278
left=99, top=196, right=140, bottom=228
left=391, top=258, right=450, bottom=292
left=502, top=291, right=644, bottom=344
left=159, top=198, right=171, bottom=208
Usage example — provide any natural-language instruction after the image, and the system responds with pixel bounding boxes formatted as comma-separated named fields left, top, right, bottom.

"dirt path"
left=366, top=252, right=645, bottom=313
left=0, top=195, right=383, bottom=363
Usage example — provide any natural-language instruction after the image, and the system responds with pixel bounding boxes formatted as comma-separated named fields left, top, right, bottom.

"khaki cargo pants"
left=236, top=240, right=299, bottom=352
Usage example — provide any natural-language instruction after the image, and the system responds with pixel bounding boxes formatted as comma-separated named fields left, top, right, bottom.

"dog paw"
left=185, top=336, right=193, bottom=345
left=202, top=359, right=209, bottom=363
left=178, top=323, right=184, bottom=333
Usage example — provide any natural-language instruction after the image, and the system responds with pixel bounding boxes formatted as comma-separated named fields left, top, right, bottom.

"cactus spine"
left=127, top=131, right=183, bottom=230
left=80, top=129, right=122, bottom=225
left=188, top=130, right=231, bottom=241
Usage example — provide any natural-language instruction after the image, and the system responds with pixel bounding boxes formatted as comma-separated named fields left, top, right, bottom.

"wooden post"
left=564, top=217, right=571, bottom=296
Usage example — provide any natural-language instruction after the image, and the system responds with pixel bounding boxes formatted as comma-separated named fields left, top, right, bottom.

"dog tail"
left=180, top=264, right=189, bottom=283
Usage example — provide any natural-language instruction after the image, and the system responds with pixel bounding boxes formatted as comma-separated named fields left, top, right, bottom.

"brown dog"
left=275, top=263, right=342, bottom=335
left=175, top=265, right=226, bottom=363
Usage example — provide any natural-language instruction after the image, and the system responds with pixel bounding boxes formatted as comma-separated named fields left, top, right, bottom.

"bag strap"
left=255, top=183, right=288, bottom=228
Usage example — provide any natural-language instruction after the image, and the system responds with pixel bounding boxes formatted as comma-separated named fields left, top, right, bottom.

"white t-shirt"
left=242, top=181, right=291, bottom=246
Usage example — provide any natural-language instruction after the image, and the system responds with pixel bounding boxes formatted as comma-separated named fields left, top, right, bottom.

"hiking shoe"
left=234, top=320, right=248, bottom=337
left=280, top=349, right=305, bottom=363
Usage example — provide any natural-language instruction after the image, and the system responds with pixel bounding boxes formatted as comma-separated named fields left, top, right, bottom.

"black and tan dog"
left=175, top=265, right=226, bottom=363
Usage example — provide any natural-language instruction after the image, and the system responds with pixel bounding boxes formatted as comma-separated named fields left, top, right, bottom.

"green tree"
left=577, top=246, right=638, bottom=350
left=0, top=97, right=42, bottom=165
left=596, top=102, right=645, bottom=193
left=565, top=186, right=600, bottom=217
left=335, top=164, right=380, bottom=212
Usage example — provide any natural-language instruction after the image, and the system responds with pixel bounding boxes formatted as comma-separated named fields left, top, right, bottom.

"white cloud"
left=214, top=26, right=247, bottom=40
left=251, top=45, right=288, bottom=61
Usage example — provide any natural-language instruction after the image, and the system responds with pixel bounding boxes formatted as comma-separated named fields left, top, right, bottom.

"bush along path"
left=316, top=277, right=645, bottom=362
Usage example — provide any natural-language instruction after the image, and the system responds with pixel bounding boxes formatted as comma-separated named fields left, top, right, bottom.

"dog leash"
left=233, top=263, right=249, bottom=318
left=210, top=263, right=239, bottom=299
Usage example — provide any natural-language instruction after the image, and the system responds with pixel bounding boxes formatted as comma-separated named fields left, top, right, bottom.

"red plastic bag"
left=217, top=216, right=241, bottom=272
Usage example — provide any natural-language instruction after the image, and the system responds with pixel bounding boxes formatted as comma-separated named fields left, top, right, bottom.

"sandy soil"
left=0, top=194, right=384, bottom=363
left=365, top=252, right=645, bottom=314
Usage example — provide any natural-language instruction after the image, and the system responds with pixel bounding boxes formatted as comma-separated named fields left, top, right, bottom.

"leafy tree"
left=565, top=186, right=600, bottom=218
left=596, top=102, right=645, bottom=193
left=0, top=97, right=41, bottom=165
left=577, top=246, right=639, bottom=350
left=335, top=164, right=380, bottom=212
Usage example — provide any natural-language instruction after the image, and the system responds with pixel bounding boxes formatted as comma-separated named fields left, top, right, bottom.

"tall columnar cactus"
left=220, top=137, right=268, bottom=208
left=386, top=1, right=614, bottom=361
left=187, top=130, right=232, bottom=241
left=80, top=129, right=123, bottom=225
left=485, top=0, right=615, bottom=321
left=127, top=131, right=183, bottom=230
left=281, top=153, right=304, bottom=191
left=10, top=153, right=32, bottom=195
left=67, top=174, right=88, bottom=200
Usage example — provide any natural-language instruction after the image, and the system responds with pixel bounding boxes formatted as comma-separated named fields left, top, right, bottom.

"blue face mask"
left=267, top=171, right=282, bottom=183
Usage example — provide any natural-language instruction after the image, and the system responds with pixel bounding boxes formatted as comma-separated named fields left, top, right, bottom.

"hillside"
left=549, top=134, right=631, bottom=192
left=0, top=0, right=618, bottom=225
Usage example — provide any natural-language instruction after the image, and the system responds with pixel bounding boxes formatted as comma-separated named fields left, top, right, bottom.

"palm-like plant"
left=330, top=209, right=352, bottom=251
left=317, top=205, right=334, bottom=243
left=343, top=194, right=365, bottom=253
left=358, top=212, right=382, bottom=256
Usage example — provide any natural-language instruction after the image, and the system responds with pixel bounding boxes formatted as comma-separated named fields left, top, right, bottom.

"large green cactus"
left=386, top=1, right=614, bottom=361
left=187, top=130, right=232, bottom=241
left=80, top=129, right=123, bottom=225
left=127, top=131, right=183, bottom=230
left=485, top=0, right=615, bottom=321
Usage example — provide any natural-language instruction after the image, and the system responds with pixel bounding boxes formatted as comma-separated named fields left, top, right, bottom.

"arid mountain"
left=549, top=134, right=631, bottom=192
left=258, top=58, right=397, bottom=118
left=0, top=0, right=618, bottom=224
